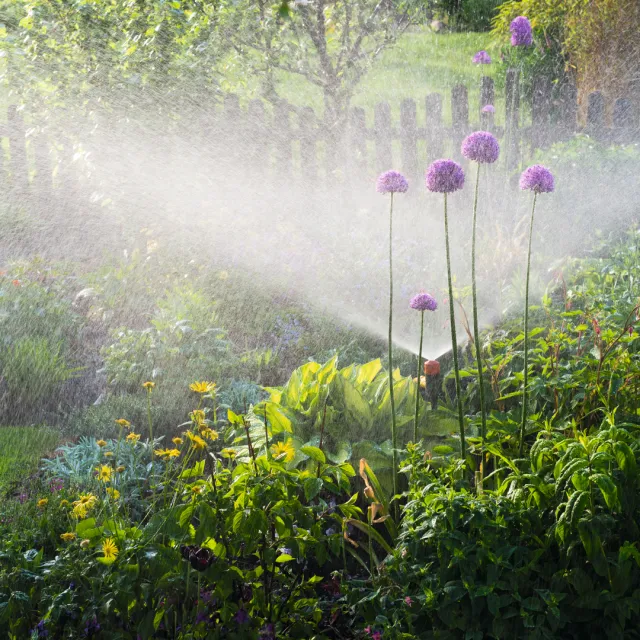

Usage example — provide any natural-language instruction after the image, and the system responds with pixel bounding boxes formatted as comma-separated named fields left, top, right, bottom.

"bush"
left=434, top=0, right=503, bottom=31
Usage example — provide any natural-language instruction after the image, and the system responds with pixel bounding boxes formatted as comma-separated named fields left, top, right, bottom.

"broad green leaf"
left=301, top=446, right=325, bottom=463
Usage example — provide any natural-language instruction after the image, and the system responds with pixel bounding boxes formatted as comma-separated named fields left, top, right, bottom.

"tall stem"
left=471, top=162, right=488, bottom=462
left=413, top=310, right=425, bottom=442
left=146, top=391, right=153, bottom=445
left=519, top=192, right=538, bottom=456
left=388, top=192, right=398, bottom=507
left=444, top=193, right=466, bottom=459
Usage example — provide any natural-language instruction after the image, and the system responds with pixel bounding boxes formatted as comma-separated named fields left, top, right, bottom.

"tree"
left=219, top=0, right=419, bottom=126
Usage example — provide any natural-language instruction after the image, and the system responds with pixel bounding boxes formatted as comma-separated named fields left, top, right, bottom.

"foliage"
left=0, top=402, right=360, bottom=638
left=432, top=0, right=503, bottom=31
left=355, top=430, right=640, bottom=638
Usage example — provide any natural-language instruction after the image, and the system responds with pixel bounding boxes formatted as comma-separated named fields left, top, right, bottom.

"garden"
left=0, top=0, right=640, bottom=638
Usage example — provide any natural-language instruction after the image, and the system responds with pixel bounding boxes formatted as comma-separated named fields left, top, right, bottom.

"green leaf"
left=178, top=505, right=195, bottom=529
left=276, top=553, right=294, bottom=563
left=180, top=460, right=205, bottom=478
left=301, top=446, right=326, bottom=463
left=303, top=477, right=323, bottom=501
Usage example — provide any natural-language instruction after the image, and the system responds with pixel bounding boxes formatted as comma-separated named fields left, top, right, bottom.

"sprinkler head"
left=424, top=360, right=441, bottom=377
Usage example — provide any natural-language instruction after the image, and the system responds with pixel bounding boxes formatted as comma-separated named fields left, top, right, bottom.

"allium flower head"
left=425, top=159, right=465, bottom=193
left=461, top=131, right=500, bottom=164
left=472, top=50, right=491, bottom=64
left=519, top=164, right=554, bottom=193
left=376, top=170, right=409, bottom=194
left=410, top=293, right=438, bottom=311
left=510, top=16, right=533, bottom=46
left=481, top=104, right=495, bottom=113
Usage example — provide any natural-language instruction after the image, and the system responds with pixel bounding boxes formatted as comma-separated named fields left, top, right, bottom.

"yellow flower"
left=37, top=498, right=49, bottom=508
left=221, top=448, right=237, bottom=458
left=95, top=465, right=113, bottom=483
left=104, top=451, right=114, bottom=457
left=97, top=440, right=107, bottom=448
left=60, top=500, right=70, bottom=508
left=172, top=437, right=183, bottom=446
left=191, top=485, right=203, bottom=494
left=190, top=409, right=206, bottom=425
left=154, top=449, right=169, bottom=458
left=72, top=494, right=97, bottom=519
left=106, top=487, right=120, bottom=500
left=166, top=448, right=181, bottom=458
left=187, top=432, right=206, bottom=450
left=60, top=532, right=76, bottom=542
left=80, top=539, right=90, bottom=549
left=115, top=419, right=131, bottom=429
left=116, top=466, right=125, bottom=473
left=271, top=439, right=295, bottom=463
left=190, top=381, right=216, bottom=394
left=73, top=504, right=88, bottom=519
left=200, top=428, right=219, bottom=442
left=102, top=538, right=119, bottom=561
left=142, top=381, right=155, bottom=390
left=126, top=433, right=140, bottom=443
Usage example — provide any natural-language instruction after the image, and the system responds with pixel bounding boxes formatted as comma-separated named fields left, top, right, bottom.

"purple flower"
left=84, top=616, right=100, bottom=637
left=410, top=293, right=437, bottom=312
left=481, top=104, right=496, bottom=113
left=260, top=623, right=275, bottom=639
left=461, top=131, right=500, bottom=164
left=425, top=159, right=465, bottom=193
left=510, top=16, right=533, bottom=46
left=519, top=165, right=555, bottom=193
left=472, top=50, right=491, bottom=64
left=234, top=609, right=250, bottom=624
left=376, top=170, right=409, bottom=194
left=34, top=620, right=48, bottom=639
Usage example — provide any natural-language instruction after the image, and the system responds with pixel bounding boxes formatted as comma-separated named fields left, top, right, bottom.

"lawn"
left=0, top=426, right=61, bottom=491
left=276, top=28, right=503, bottom=124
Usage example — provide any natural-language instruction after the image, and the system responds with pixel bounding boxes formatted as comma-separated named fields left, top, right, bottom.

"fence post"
left=451, top=84, right=469, bottom=146
left=349, top=106, right=367, bottom=179
left=274, top=98, right=292, bottom=177
left=400, top=99, right=418, bottom=180
left=612, top=98, right=636, bottom=144
left=7, top=105, right=28, bottom=196
left=585, top=91, right=606, bottom=141
left=479, top=76, right=495, bottom=129
left=299, top=106, right=318, bottom=182
left=425, top=93, right=443, bottom=161
left=374, top=101, right=392, bottom=172
left=531, top=75, right=552, bottom=150
left=505, top=68, right=520, bottom=170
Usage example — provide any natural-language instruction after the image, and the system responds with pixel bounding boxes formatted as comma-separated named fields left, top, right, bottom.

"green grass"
left=0, top=426, right=61, bottom=490
left=274, top=28, right=504, bottom=125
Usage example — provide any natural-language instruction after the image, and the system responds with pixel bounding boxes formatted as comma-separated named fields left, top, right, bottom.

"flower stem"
left=388, top=192, right=398, bottom=509
left=471, top=162, right=488, bottom=464
left=519, top=192, right=538, bottom=456
left=146, top=390, right=153, bottom=445
left=443, top=193, right=466, bottom=459
left=413, top=310, right=425, bottom=442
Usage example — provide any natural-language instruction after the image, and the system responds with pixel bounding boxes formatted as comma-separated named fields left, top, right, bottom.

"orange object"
left=424, top=360, right=441, bottom=376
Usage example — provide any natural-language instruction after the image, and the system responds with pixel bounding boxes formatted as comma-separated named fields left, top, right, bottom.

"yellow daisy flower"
left=60, top=499, right=70, bottom=508
left=37, top=498, right=49, bottom=508
left=191, top=485, right=203, bottom=494
left=60, top=532, right=76, bottom=542
left=190, top=381, right=216, bottom=394
left=190, top=409, right=206, bottom=425
left=271, top=439, right=295, bottom=463
left=142, top=381, right=155, bottom=390
left=126, top=433, right=140, bottom=443
left=95, top=465, right=112, bottom=483
left=187, top=432, right=206, bottom=450
left=166, top=449, right=181, bottom=458
left=102, top=538, right=118, bottom=561
left=116, top=466, right=125, bottom=473
left=106, top=487, right=120, bottom=500
left=154, top=449, right=168, bottom=458
left=96, top=440, right=107, bottom=448
left=104, top=451, right=114, bottom=457
left=114, top=419, right=131, bottom=429
left=172, top=437, right=183, bottom=446
left=200, top=428, right=219, bottom=442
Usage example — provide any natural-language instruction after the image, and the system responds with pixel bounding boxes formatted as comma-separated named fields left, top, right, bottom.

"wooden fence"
left=1, top=69, right=640, bottom=198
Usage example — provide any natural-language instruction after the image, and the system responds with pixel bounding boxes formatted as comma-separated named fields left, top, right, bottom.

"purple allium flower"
left=376, top=170, right=409, bottom=194
left=519, top=164, right=554, bottom=193
left=461, top=131, right=500, bottom=164
left=425, top=159, right=465, bottom=193
left=34, top=620, right=48, bottom=639
left=410, top=293, right=437, bottom=311
left=510, top=16, right=533, bottom=46
left=472, top=50, right=492, bottom=64
left=481, top=104, right=496, bottom=113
